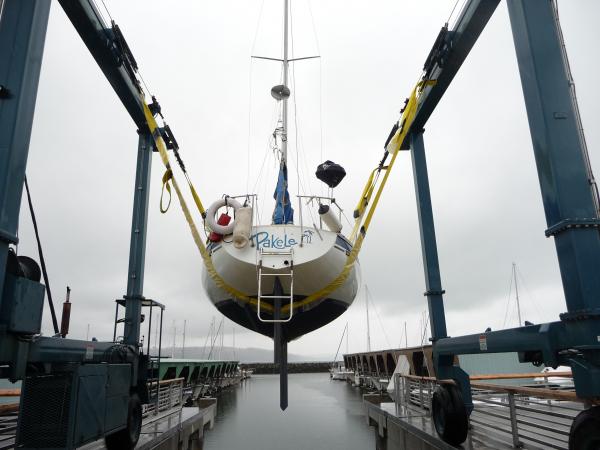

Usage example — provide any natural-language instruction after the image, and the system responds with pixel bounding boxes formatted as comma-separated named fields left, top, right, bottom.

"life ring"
left=206, top=197, right=242, bottom=235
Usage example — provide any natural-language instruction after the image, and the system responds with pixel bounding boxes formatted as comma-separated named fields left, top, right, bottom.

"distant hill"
left=153, top=346, right=331, bottom=363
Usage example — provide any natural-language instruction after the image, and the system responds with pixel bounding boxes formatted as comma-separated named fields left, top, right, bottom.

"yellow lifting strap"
left=350, top=79, right=436, bottom=241
left=185, top=173, right=206, bottom=218
left=142, top=100, right=274, bottom=313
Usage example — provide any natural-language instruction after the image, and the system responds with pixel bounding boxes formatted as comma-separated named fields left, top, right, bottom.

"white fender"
left=233, top=206, right=253, bottom=249
left=318, top=204, right=343, bottom=233
left=206, top=197, right=242, bottom=235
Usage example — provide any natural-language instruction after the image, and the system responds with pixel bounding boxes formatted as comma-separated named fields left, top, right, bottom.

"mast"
left=513, top=262, right=522, bottom=327
left=269, top=0, right=296, bottom=226
left=219, top=322, right=224, bottom=360
left=282, top=0, right=289, bottom=166
left=182, top=319, right=187, bottom=359
left=346, top=322, right=349, bottom=354
left=171, top=321, right=176, bottom=358
left=366, top=286, right=371, bottom=352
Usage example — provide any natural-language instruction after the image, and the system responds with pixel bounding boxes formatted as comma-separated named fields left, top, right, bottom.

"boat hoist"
left=153, top=80, right=435, bottom=317
left=3, top=0, right=599, bottom=448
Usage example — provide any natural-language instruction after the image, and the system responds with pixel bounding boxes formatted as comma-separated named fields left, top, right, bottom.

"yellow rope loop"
left=160, top=169, right=173, bottom=213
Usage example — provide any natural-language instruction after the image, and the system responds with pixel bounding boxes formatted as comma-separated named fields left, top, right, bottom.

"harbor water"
left=204, top=373, right=375, bottom=450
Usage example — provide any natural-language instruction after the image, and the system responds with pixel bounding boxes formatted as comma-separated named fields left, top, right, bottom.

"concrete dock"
left=85, top=398, right=217, bottom=450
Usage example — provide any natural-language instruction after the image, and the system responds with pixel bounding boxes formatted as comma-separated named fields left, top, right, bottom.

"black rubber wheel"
left=432, top=384, right=469, bottom=446
left=105, top=393, right=142, bottom=450
left=569, top=406, right=600, bottom=450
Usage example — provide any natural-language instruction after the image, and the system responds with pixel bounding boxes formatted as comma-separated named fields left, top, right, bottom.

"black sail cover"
left=315, top=160, right=346, bottom=188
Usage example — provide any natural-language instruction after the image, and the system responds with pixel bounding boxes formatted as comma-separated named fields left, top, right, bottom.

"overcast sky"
left=16, top=0, right=600, bottom=358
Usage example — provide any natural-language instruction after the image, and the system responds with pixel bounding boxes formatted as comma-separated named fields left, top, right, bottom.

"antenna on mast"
left=182, top=319, right=187, bottom=359
left=366, top=285, right=372, bottom=352
left=346, top=322, right=349, bottom=354
left=513, top=262, right=522, bottom=327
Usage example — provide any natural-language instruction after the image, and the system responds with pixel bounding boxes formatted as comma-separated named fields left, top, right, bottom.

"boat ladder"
left=257, top=248, right=294, bottom=323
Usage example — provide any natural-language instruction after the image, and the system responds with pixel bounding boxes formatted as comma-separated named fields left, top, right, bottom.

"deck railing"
left=144, top=377, right=185, bottom=417
left=393, top=372, right=583, bottom=449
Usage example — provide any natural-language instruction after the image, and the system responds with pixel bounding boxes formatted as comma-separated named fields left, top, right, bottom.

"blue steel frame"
left=0, top=1, right=164, bottom=446
left=408, top=0, right=600, bottom=412
left=410, top=132, right=473, bottom=412
left=123, top=132, right=153, bottom=349
left=0, top=1, right=160, bottom=445
left=0, top=0, right=51, bottom=316
left=0, top=0, right=158, bottom=389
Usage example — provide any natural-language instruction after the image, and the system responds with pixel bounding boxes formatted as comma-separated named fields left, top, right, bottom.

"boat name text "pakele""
left=252, top=230, right=313, bottom=249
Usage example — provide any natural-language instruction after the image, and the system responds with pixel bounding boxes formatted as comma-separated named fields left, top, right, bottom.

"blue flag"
left=272, top=164, right=294, bottom=224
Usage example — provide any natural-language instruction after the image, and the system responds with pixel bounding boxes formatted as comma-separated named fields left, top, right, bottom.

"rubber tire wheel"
left=569, top=406, right=600, bottom=450
left=432, top=384, right=469, bottom=446
left=105, top=393, right=142, bottom=450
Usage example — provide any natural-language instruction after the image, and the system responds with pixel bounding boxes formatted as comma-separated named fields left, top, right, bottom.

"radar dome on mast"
left=271, top=84, right=290, bottom=101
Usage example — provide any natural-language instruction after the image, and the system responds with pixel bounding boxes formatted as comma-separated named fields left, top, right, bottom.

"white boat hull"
left=202, top=225, right=360, bottom=340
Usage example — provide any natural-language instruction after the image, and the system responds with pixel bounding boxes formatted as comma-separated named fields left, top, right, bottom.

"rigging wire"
left=419, top=311, right=429, bottom=346
left=207, top=316, right=224, bottom=361
left=99, top=0, right=114, bottom=22
left=89, top=0, right=109, bottom=26
left=501, top=265, right=514, bottom=329
left=306, top=0, right=324, bottom=196
left=247, top=0, right=267, bottom=194
left=446, top=0, right=461, bottom=25
left=515, top=265, right=544, bottom=322
left=420, top=310, right=432, bottom=375
left=448, top=0, right=468, bottom=29
left=250, top=0, right=267, bottom=54
left=366, top=287, right=392, bottom=349
left=289, top=3, right=316, bottom=203
left=331, top=322, right=348, bottom=365
left=138, top=71, right=154, bottom=99
left=251, top=64, right=285, bottom=221
left=202, top=318, right=215, bottom=359
left=247, top=61, right=254, bottom=195
left=24, top=175, right=59, bottom=335
left=246, top=58, right=254, bottom=193
left=289, top=0, right=301, bottom=197
left=91, top=0, right=157, bottom=103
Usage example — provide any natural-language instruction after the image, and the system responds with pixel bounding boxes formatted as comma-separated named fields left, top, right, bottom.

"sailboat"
left=200, top=0, right=361, bottom=406
left=329, top=323, right=353, bottom=380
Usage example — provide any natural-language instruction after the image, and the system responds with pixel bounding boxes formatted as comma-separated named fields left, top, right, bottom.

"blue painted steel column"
left=410, top=132, right=448, bottom=341
left=410, top=132, right=473, bottom=412
left=507, top=0, right=600, bottom=315
left=123, top=132, right=153, bottom=347
left=0, top=0, right=51, bottom=307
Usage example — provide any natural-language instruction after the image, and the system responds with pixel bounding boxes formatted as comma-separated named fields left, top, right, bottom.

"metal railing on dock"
left=393, top=372, right=583, bottom=449
left=144, top=377, right=184, bottom=417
